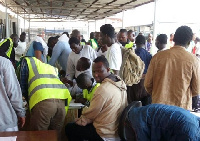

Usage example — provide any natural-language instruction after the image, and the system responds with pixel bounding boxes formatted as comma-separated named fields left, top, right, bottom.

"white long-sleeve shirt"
left=66, top=45, right=97, bottom=80
left=15, top=41, right=27, bottom=61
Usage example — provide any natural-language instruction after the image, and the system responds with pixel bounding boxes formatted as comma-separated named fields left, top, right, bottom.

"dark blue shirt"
left=19, top=58, right=29, bottom=101
left=135, top=47, right=152, bottom=74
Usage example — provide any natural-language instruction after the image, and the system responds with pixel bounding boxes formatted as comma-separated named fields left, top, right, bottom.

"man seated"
left=61, top=57, right=92, bottom=97
left=121, top=104, right=200, bottom=141
left=65, top=56, right=127, bottom=141
left=75, top=73, right=100, bottom=107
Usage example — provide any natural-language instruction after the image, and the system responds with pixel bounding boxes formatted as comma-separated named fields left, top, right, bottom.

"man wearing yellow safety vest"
left=118, top=29, right=135, bottom=49
left=75, top=73, right=100, bottom=107
left=0, top=34, right=19, bottom=65
left=18, top=57, right=71, bottom=141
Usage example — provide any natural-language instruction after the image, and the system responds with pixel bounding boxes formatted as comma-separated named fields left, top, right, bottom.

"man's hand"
left=18, top=117, right=26, bottom=128
left=60, top=77, right=73, bottom=87
left=75, top=98, right=87, bottom=105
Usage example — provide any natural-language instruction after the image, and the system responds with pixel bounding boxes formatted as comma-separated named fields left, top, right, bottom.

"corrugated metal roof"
left=1, top=0, right=154, bottom=21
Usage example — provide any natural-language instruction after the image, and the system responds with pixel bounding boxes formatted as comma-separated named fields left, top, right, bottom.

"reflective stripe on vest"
left=25, top=57, right=71, bottom=110
left=0, top=38, right=13, bottom=58
left=125, top=42, right=134, bottom=49
left=90, top=39, right=98, bottom=49
left=83, top=83, right=100, bottom=101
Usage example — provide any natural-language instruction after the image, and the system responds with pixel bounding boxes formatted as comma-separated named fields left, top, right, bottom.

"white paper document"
left=0, top=136, right=17, bottom=141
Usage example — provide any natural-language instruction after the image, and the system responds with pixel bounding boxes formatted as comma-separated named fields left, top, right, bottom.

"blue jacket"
left=127, top=104, right=200, bottom=141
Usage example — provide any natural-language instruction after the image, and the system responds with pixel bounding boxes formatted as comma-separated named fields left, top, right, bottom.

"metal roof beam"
left=7, top=5, right=121, bottom=10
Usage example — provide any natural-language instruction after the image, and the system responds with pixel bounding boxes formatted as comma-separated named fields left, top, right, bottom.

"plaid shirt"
left=19, top=59, right=29, bottom=101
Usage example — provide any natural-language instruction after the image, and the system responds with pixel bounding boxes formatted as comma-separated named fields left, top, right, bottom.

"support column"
left=28, top=14, right=30, bottom=42
left=17, top=7, right=19, bottom=35
left=151, top=0, right=159, bottom=55
left=5, top=3, right=9, bottom=38
left=95, top=20, right=96, bottom=31
left=87, top=21, right=89, bottom=40
left=122, top=10, right=125, bottom=28
left=24, top=11, right=25, bottom=32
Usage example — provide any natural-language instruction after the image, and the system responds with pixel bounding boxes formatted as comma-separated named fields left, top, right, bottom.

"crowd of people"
left=0, top=24, right=200, bottom=141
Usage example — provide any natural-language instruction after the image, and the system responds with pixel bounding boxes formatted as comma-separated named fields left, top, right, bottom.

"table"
left=0, top=130, right=57, bottom=141
left=69, top=99, right=85, bottom=109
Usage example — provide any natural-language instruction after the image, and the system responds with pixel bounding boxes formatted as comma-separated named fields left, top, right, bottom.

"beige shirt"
left=81, top=76, right=127, bottom=138
left=144, top=46, right=200, bottom=110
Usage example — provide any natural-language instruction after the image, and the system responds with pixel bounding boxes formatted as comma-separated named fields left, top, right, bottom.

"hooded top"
left=0, top=56, right=25, bottom=131
left=81, top=76, right=128, bottom=138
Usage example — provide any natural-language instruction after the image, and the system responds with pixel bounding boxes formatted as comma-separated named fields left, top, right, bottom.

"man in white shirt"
left=15, top=32, right=26, bottom=61
left=100, top=24, right=122, bottom=75
left=66, top=37, right=97, bottom=81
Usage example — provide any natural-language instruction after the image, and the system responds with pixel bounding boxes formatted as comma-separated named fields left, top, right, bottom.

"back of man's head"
left=157, top=34, right=168, bottom=44
left=76, top=57, right=91, bottom=71
left=69, top=37, right=80, bottom=45
left=100, top=24, right=115, bottom=39
left=63, top=32, right=69, bottom=37
left=10, top=33, right=18, bottom=39
left=21, top=32, right=26, bottom=36
left=173, top=26, right=193, bottom=47
left=47, top=37, right=56, bottom=48
left=135, top=35, right=146, bottom=45
left=90, top=32, right=95, bottom=39
left=71, top=29, right=80, bottom=38
left=76, top=73, right=93, bottom=89
left=10, top=34, right=19, bottom=47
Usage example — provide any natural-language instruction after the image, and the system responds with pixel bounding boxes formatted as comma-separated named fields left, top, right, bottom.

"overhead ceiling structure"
left=1, top=0, right=154, bottom=22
